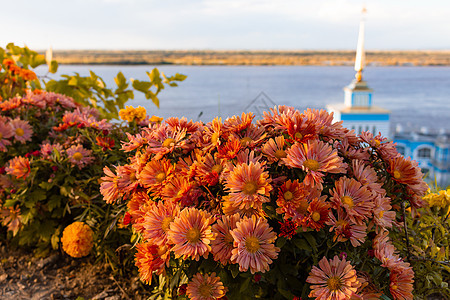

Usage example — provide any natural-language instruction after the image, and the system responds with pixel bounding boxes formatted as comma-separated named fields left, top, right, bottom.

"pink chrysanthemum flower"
left=261, top=136, right=287, bottom=164
left=304, top=108, right=347, bottom=140
left=66, top=144, right=94, bottom=169
left=230, top=123, right=266, bottom=148
left=221, top=195, right=266, bottom=218
left=40, top=142, right=64, bottom=159
left=142, top=200, right=180, bottom=247
left=10, top=118, right=33, bottom=144
left=373, top=194, right=396, bottom=231
left=306, top=255, right=360, bottom=300
left=258, top=105, right=298, bottom=131
left=121, top=130, right=151, bottom=152
left=168, top=207, right=215, bottom=261
left=100, top=166, right=121, bottom=204
left=0, top=121, right=13, bottom=152
left=5, top=156, right=31, bottom=179
left=116, top=164, right=139, bottom=193
left=283, top=139, right=347, bottom=190
left=186, top=272, right=227, bottom=300
left=230, top=215, right=280, bottom=274
left=225, top=161, right=272, bottom=211
left=211, top=213, right=240, bottom=265
left=147, top=124, right=187, bottom=160
left=282, top=111, right=319, bottom=143
left=327, top=209, right=367, bottom=247
left=135, top=242, right=170, bottom=285
left=330, top=177, right=375, bottom=225
left=351, top=160, right=384, bottom=195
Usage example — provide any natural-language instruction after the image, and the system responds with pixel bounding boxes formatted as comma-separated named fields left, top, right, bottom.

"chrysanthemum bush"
left=101, top=106, right=430, bottom=299
left=0, top=43, right=185, bottom=268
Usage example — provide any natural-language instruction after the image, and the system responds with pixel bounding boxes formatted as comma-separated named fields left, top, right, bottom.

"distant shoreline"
left=47, top=50, right=450, bottom=66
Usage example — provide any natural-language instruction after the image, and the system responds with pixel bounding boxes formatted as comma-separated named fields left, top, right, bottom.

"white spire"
left=354, top=7, right=367, bottom=81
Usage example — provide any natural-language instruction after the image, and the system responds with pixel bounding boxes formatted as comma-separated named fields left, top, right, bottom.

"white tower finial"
left=354, top=7, right=367, bottom=82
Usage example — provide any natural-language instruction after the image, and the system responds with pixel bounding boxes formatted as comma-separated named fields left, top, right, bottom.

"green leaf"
left=114, top=71, right=127, bottom=89
left=48, top=195, right=61, bottom=211
left=30, top=54, right=46, bottom=68
left=49, top=60, right=58, bottom=73
left=276, top=236, right=287, bottom=248
left=293, top=238, right=311, bottom=251
left=239, top=277, right=251, bottom=293
left=68, top=77, right=78, bottom=86
left=132, top=79, right=152, bottom=92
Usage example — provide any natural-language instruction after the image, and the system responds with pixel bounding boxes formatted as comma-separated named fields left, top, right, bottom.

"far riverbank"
left=46, top=50, right=450, bottom=66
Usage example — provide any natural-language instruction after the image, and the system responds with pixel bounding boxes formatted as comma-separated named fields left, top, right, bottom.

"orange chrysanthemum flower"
left=142, top=200, right=180, bottom=247
left=231, top=123, right=266, bottom=148
left=225, top=161, right=272, bottom=211
left=186, top=272, right=227, bottom=300
left=306, top=197, right=330, bottom=231
left=192, top=152, right=224, bottom=186
left=283, top=139, right=347, bottom=190
left=330, top=177, right=375, bottom=225
left=135, top=242, right=169, bottom=285
left=276, top=179, right=308, bottom=216
left=230, top=216, right=280, bottom=274
left=61, top=222, right=94, bottom=258
left=283, top=112, right=319, bottom=143
left=223, top=112, right=254, bottom=133
left=389, top=267, right=414, bottom=300
left=306, top=255, right=360, bottom=300
left=217, top=137, right=242, bottom=159
left=211, top=214, right=240, bottom=265
left=147, top=124, right=187, bottom=160
left=387, top=156, right=423, bottom=186
left=139, top=158, right=175, bottom=196
left=168, top=207, right=215, bottom=261
left=5, top=156, right=30, bottom=179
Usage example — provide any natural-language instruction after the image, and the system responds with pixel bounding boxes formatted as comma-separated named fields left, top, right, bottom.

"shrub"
left=102, top=107, right=429, bottom=299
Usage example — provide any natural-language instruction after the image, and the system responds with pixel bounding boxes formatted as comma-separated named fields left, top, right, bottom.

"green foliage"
left=393, top=187, right=450, bottom=299
left=1, top=43, right=186, bottom=120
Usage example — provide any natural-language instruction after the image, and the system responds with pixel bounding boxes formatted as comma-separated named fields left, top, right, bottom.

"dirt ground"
left=0, top=245, right=151, bottom=300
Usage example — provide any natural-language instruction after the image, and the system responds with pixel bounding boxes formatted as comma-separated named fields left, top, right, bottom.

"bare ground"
left=0, top=246, right=150, bottom=300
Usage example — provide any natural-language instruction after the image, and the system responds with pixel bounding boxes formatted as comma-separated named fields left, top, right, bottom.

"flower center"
left=245, top=236, right=260, bottom=253
left=240, top=136, right=252, bottom=146
left=0, top=133, right=3, bottom=139
left=212, top=164, right=223, bottom=174
left=211, top=132, right=219, bottom=145
left=336, top=219, right=348, bottom=227
left=284, top=191, right=294, bottom=201
left=379, top=211, right=384, bottom=218
left=198, top=284, right=212, bottom=298
left=129, top=171, right=137, bottom=182
left=341, top=196, right=354, bottom=208
left=274, top=149, right=287, bottom=159
left=15, top=128, right=25, bottom=137
left=72, top=152, right=83, bottom=161
left=393, top=170, right=402, bottom=179
left=312, top=211, right=321, bottom=222
left=155, top=172, right=166, bottom=183
left=186, top=227, right=201, bottom=243
left=162, top=138, right=175, bottom=148
left=391, top=284, right=398, bottom=291
left=303, top=159, right=319, bottom=172
left=374, top=140, right=381, bottom=147
left=161, top=216, right=173, bottom=232
left=243, top=181, right=258, bottom=195
left=327, top=276, right=342, bottom=291
left=294, top=132, right=303, bottom=140
left=224, top=232, right=234, bottom=246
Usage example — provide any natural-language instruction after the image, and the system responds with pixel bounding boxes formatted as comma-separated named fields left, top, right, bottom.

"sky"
left=2, top=0, right=450, bottom=51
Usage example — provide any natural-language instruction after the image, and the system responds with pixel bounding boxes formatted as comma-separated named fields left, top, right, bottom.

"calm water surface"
left=39, top=65, right=450, bottom=131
